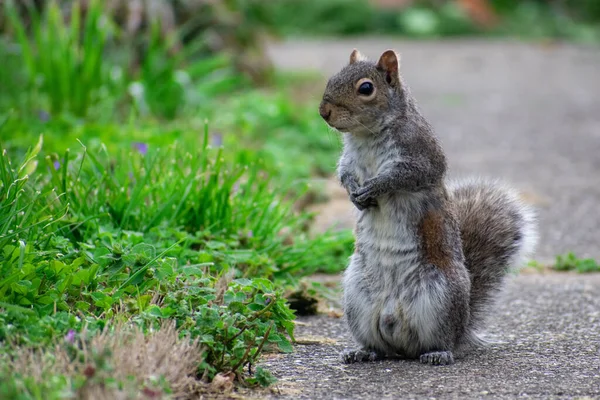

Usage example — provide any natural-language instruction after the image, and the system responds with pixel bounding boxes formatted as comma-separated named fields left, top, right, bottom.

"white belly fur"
left=343, top=194, right=450, bottom=357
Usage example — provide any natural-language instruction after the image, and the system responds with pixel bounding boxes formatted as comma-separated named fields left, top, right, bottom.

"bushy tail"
left=450, top=178, right=538, bottom=343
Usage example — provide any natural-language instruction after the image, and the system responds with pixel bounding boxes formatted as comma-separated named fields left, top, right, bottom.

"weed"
left=554, top=252, right=600, bottom=273
left=525, top=259, right=545, bottom=273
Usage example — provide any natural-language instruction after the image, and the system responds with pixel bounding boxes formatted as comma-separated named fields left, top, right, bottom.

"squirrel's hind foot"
left=341, top=349, right=383, bottom=364
left=419, top=351, right=454, bottom=366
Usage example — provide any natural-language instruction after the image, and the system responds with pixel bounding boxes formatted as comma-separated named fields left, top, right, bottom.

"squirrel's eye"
left=358, top=81, right=374, bottom=96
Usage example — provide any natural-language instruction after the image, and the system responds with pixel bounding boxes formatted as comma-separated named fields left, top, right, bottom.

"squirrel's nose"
left=319, top=102, right=332, bottom=121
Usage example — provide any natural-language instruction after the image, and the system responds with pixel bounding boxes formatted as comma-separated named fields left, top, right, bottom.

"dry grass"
left=6, top=322, right=208, bottom=399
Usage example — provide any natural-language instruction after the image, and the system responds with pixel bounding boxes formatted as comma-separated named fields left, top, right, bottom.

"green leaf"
left=11, top=280, right=32, bottom=295
left=160, top=307, right=175, bottom=317
left=91, top=292, right=113, bottom=310
left=137, top=294, right=152, bottom=310
left=37, top=296, right=56, bottom=305
left=247, top=303, right=264, bottom=311
left=18, top=297, right=32, bottom=306
left=250, top=367, right=277, bottom=387
left=146, top=305, right=163, bottom=318
left=75, top=301, right=90, bottom=312
left=276, top=338, right=293, bottom=353
left=224, top=291, right=246, bottom=304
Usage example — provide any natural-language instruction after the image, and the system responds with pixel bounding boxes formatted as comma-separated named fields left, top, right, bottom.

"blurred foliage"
left=4, top=0, right=113, bottom=117
left=491, top=0, right=600, bottom=23
left=1, top=0, right=275, bottom=84
left=262, top=0, right=478, bottom=37
left=490, top=1, right=600, bottom=43
left=262, top=0, right=600, bottom=42
left=0, top=0, right=341, bottom=181
left=2, top=0, right=598, bottom=76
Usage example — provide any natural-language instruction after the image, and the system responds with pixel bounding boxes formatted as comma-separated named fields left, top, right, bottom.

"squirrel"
left=319, top=49, right=537, bottom=366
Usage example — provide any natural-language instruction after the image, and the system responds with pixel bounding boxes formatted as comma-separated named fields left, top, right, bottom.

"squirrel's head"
left=319, top=49, right=403, bottom=135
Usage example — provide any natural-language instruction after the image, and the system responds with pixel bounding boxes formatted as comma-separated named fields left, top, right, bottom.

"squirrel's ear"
left=376, top=50, right=401, bottom=86
left=349, top=49, right=366, bottom=64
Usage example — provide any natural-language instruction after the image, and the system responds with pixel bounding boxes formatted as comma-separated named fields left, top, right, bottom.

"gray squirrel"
left=319, top=49, right=537, bottom=365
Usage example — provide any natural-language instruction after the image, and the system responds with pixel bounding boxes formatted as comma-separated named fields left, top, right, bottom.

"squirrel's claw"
left=419, top=351, right=455, bottom=366
left=351, top=180, right=381, bottom=209
left=341, top=349, right=382, bottom=364
left=351, top=190, right=378, bottom=210
left=350, top=194, right=377, bottom=211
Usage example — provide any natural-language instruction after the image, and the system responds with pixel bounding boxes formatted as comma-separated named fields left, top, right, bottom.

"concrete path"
left=262, top=274, right=600, bottom=399
left=258, top=39, right=600, bottom=399
left=267, top=38, right=600, bottom=261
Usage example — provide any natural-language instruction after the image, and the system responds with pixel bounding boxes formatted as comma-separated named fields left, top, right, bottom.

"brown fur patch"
left=419, top=210, right=452, bottom=270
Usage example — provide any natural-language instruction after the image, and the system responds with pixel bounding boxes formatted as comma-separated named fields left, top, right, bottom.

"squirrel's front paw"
left=350, top=188, right=378, bottom=210
left=419, top=351, right=454, bottom=366
left=343, top=176, right=360, bottom=195
left=341, top=349, right=383, bottom=364
left=350, top=195, right=378, bottom=211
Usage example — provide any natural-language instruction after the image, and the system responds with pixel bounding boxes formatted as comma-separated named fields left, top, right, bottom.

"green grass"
left=526, top=253, right=600, bottom=274
left=553, top=252, right=600, bottom=273
left=0, top=2, right=352, bottom=398
left=0, top=124, right=349, bottom=397
left=2, top=0, right=247, bottom=122
left=1, top=0, right=339, bottom=183
left=5, top=0, right=110, bottom=117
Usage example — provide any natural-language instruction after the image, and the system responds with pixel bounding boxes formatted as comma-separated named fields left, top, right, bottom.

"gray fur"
left=320, top=49, right=537, bottom=365
left=449, top=178, right=538, bottom=348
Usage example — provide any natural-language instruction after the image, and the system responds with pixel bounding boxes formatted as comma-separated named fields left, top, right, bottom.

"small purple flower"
left=247, top=230, right=253, bottom=238
left=38, top=110, right=51, bottom=123
left=53, top=160, right=61, bottom=170
left=65, top=329, right=76, bottom=344
left=211, top=133, right=223, bottom=147
left=132, top=142, right=148, bottom=155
